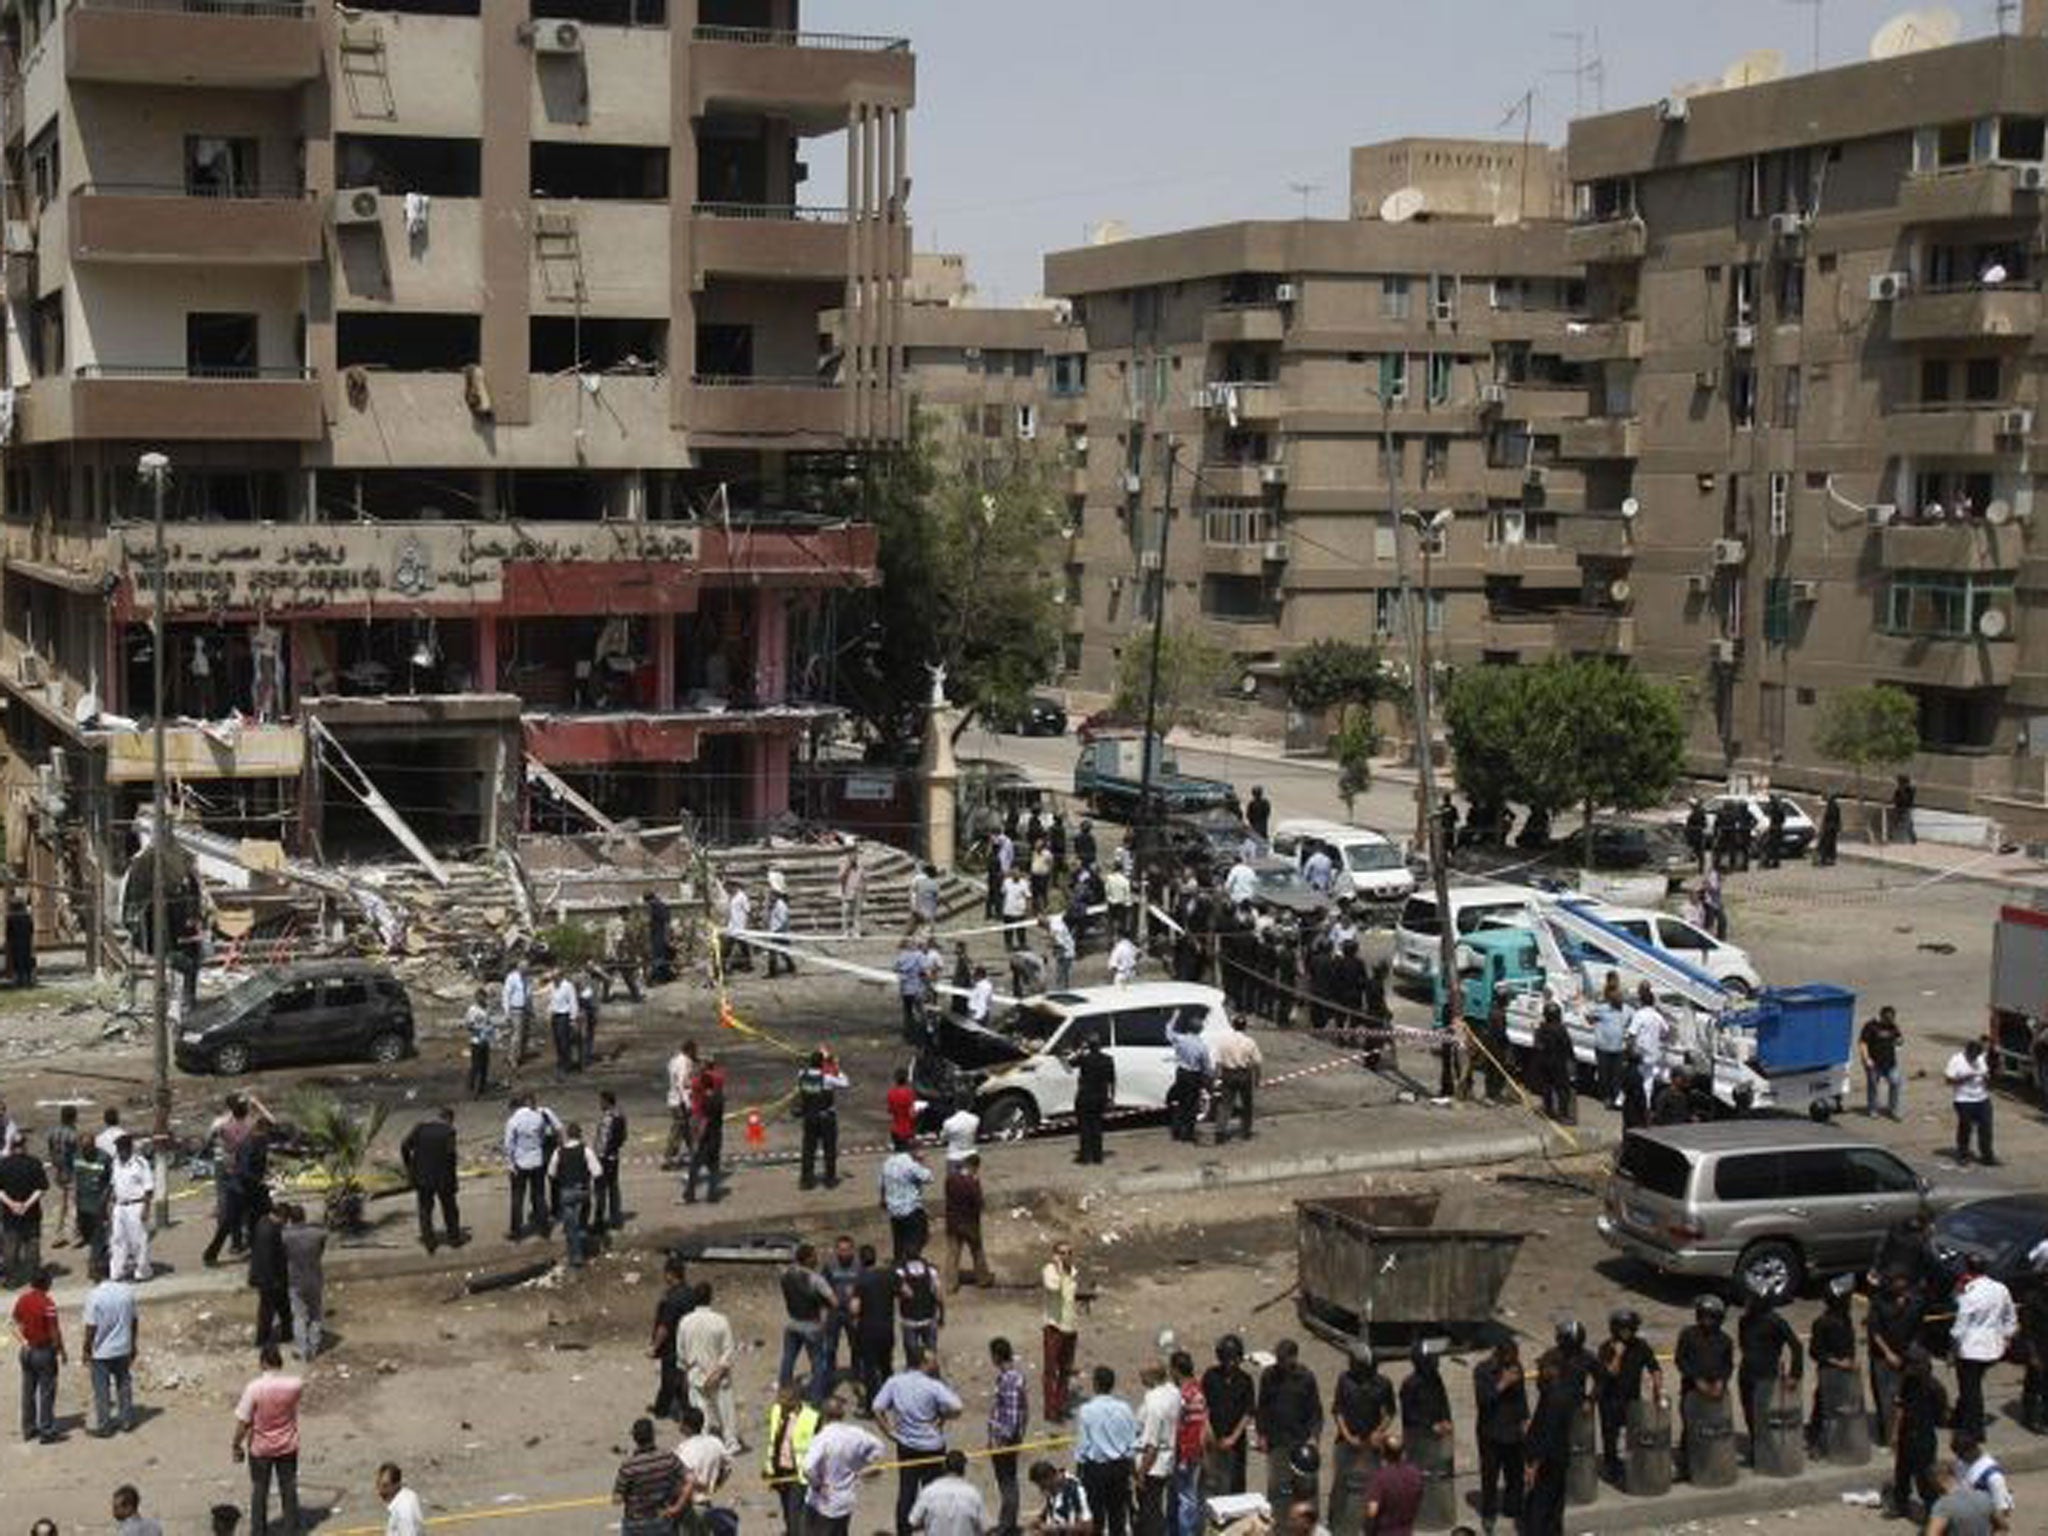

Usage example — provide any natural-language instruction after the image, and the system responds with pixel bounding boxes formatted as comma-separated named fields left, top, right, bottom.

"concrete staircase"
left=706, top=841, right=979, bottom=935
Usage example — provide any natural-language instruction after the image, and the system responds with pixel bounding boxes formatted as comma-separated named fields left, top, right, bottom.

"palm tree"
left=282, top=1086, right=388, bottom=1232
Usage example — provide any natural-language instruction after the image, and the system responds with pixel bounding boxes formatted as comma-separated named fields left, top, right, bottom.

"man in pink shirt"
left=231, top=1342, right=304, bottom=1535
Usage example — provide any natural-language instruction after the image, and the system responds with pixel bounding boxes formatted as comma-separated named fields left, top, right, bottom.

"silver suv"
left=1597, top=1121, right=1991, bottom=1302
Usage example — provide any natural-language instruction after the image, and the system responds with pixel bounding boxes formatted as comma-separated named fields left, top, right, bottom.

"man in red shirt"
left=11, top=1266, right=64, bottom=1442
left=886, top=1069, right=917, bottom=1150
left=232, top=1342, right=305, bottom=1535
left=1170, top=1350, right=1208, bottom=1536
left=1361, top=1431, right=1424, bottom=1536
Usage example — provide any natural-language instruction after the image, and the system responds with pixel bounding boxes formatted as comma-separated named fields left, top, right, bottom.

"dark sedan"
left=1930, top=1193, right=2048, bottom=1288
left=175, top=961, right=415, bottom=1076
left=988, top=694, right=1069, bottom=737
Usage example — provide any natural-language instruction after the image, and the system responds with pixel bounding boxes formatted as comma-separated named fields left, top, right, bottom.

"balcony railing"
left=691, top=24, right=909, bottom=52
left=76, top=363, right=313, bottom=380
left=73, top=0, right=310, bottom=13
left=691, top=202, right=851, bottom=223
left=76, top=179, right=310, bottom=200
left=691, top=373, right=839, bottom=390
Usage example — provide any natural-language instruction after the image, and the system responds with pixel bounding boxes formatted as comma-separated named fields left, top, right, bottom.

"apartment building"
left=1044, top=141, right=1605, bottom=718
left=0, top=0, right=912, bottom=938
left=1564, top=23, right=2048, bottom=828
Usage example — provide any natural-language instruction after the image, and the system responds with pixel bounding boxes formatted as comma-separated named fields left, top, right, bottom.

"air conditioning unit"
left=1685, top=573, right=1710, bottom=595
left=463, top=363, right=493, bottom=417
left=534, top=18, right=583, bottom=53
left=14, top=653, right=41, bottom=686
left=1728, top=322, right=1756, bottom=350
left=1273, top=282, right=1297, bottom=304
left=1016, top=404, right=1037, bottom=440
left=1693, top=366, right=1721, bottom=391
left=1524, top=465, right=1548, bottom=489
left=1480, top=382, right=1508, bottom=406
left=1868, top=502, right=1898, bottom=527
left=962, top=346, right=982, bottom=362
left=1608, top=578, right=1632, bottom=604
left=1259, top=463, right=1286, bottom=486
left=1121, top=471, right=1142, bottom=496
left=1108, top=575, right=1124, bottom=593
left=1997, top=407, right=2034, bottom=437
left=333, top=187, right=382, bottom=226
left=1768, top=211, right=1807, bottom=239
left=1712, top=537, right=1748, bottom=565
left=2018, top=163, right=2047, bottom=192
left=1869, top=271, right=1909, bottom=302
left=1656, top=95, right=1689, bottom=123
left=2, top=221, right=32, bottom=256
left=1139, top=550, right=1162, bottom=571
left=1709, top=637, right=1739, bottom=664
left=1261, top=540, right=1290, bottom=563
left=1790, top=579, right=1820, bottom=602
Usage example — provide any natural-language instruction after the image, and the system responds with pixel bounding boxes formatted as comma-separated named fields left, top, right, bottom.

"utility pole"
left=1378, top=396, right=1427, bottom=853
left=1134, top=434, right=1176, bottom=905
left=139, top=451, right=173, bottom=1227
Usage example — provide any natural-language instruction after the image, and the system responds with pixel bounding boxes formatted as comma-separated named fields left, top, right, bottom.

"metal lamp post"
left=138, top=451, right=173, bottom=1225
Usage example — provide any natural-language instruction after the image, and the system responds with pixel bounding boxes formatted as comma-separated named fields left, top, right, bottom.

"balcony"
left=1558, top=415, right=1641, bottom=459
left=1557, top=610, right=1636, bottom=655
left=1202, top=306, right=1286, bottom=345
left=1200, top=381, right=1281, bottom=423
left=66, top=0, right=321, bottom=88
left=1870, top=632, right=2015, bottom=688
left=1878, top=521, right=2023, bottom=573
left=1200, top=544, right=1275, bottom=578
left=1898, top=163, right=2033, bottom=225
left=692, top=203, right=850, bottom=283
left=1889, top=285, right=2042, bottom=343
left=1558, top=514, right=1635, bottom=559
left=689, top=376, right=847, bottom=447
left=69, top=185, right=320, bottom=266
left=100, top=722, right=304, bottom=783
left=1482, top=540, right=1582, bottom=585
left=1500, top=383, right=1586, bottom=422
left=1884, top=404, right=2025, bottom=457
left=691, top=26, right=914, bottom=128
left=1476, top=613, right=1560, bottom=659
left=1557, top=318, right=1645, bottom=363
left=21, top=367, right=322, bottom=443
left=1198, top=462, right=1284, bottom=498
left=1565, top=218, right=1647, bottom=264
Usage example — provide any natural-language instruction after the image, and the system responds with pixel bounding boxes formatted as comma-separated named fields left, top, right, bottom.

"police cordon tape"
left=321, top=1434, right=1081, bottom=1534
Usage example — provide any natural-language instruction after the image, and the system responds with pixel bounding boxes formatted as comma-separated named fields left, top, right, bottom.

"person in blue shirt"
left=873, top=1346, right=963, bottom=1536
left=1075, top=1365, right=1139, bottom=1536
left=1590, top=972, right=1628, bottom=1107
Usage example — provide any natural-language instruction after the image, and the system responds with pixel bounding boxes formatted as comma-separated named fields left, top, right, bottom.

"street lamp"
left=137, top=450, right=172, bottom=1227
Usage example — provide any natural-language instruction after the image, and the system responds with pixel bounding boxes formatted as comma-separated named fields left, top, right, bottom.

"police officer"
left=1537, top=1318, right=1594, bottom=1410
left=1736, top=1289, right=1804, bottom=1462
left=1522, top=1355, right=1573, bottom=1536
left=1073, top=1034, right=1115, bottom=1165
left=1807, top=1274, right=1859, bottom=1455
left=1674, top=1295, right=1734, bottom=1481
left=1866, top=1268, right=1921, bottom=1447
left=1596, top=1309, right=1660, bottom=1486
left=1328, top=1342, right=1393, bottom=1536
left=2019, top=1269, right=2048, bottom=1433
left=1397, top=1339, right=1453, bottom=1523
left=795, top=1048, right=848, bottom=1191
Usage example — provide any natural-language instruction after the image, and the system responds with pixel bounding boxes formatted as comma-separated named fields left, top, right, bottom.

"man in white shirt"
left=1044, top=912, right=1077, bottom=990
left=1627, top=983, right=1671, bottom=1094
left=1108, top=935, right=1139, bottom=986
left=725, top=886, right=753, bottom=973
left=502, top=1094, right=552, bottom=1241
left=663, top=1042, right=699, bottom=1170
left=1951, top=1262, right=2017, bottom=1438
left=1949, top=1430, right=2014, bottom=1527
left=1001, top=873, right=1033, bottom=951
left=1134, top=1361, right=1182, bottom=1536
left=107, top=1134, right=153, bottom=1283
left=804, top=1396, right=887, bottom=1535
left=1303, top=848, right=1335, bottom=894
left=941, top=1104, right=981, bottom=1166
left=500, top=962, right=531, bottom=1065
left=376, top=1462, right=425, bottom=1536
left=767, top=889, right=796, bottom=979
left=838, top=846, right=866, bottom=937
left=548, top=971, right=579, bottom=1076
left=1224, top=858, right=1258, bottom=910
left=666, top=1404, right=733, bottom=1520
left=1104, top=866, right=1135, bottom=940
left=1947, top=1038, right=1997, bottom=1166
left=966, top=967, right=995, bottom=1027
left=910, top=1448, right=989, bottom=1536
left=678, top=1282, right=740, bottom=1452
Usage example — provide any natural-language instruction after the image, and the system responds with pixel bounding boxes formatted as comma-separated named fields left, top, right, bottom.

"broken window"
left=185, top=136, right=260, bottom=197
left=164, top=469, right=294, bottom=523
left=536, top=0, right=665, bottom=23
left=530, top=317, right=668, bottom=374
left=337, top=312, right=480, bottom=371
left=694, top=324, right=753, bottom=378
left=315, top=469, right=485, bottom=523
left=335, top=135, right=481, bottom=197
left=187, top=313, right=258, bottom=377
left=501, top=470, right=620, bottom=522
left=531, top=142, right=667, bottom=201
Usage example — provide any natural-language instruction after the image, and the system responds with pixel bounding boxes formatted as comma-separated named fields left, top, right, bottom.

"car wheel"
left=981, top=1094, right=1039, bottom=1141
left=1737, top=1239, right=1805, bottom=1303
left=368, top=1032, right=407, bottom=1066
left=1722, top=976, right=1755, bottom=1000
left=212, top=1042, right=251, bottom=1077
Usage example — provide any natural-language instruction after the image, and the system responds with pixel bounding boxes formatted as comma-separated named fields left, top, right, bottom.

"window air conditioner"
left=1656, top=95, right=1689, bottom=123
left=1768, top=211, right=1806, bottom=239
left=1480, top=382, right=1508, bottom=406
left=1712, top=537, right=1747, bottom=565
left=1790, top=579, right=1820, bottom=602
left=1121, top=471, right=1142, bottom=495
left=333, top=187, right=382, bottom=226
left=1260, top=463, right=1286, bottom=486
left=1869, top=271, right=1909, bottom=302
left=1997, top=408, right=2034, bottom=437
left=534, top=19, right=583, bottom=52
left=2018, top=163, right=2047, bottom=192
left=1709, top=637, right=1739, bottom=663
left=1139, top=550, right=1162, bottom=571
left=1273, top=282, right=1297, bottom=303
left=1728, top=322, right=1756, bottom=350
left=1261, top=540, right=1290, bottom=563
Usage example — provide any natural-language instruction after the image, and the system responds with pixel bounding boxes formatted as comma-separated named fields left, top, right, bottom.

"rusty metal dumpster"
left=1296, top=1193, right=1524, bottom=1347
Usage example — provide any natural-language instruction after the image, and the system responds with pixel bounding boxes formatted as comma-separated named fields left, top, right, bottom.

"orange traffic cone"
left=745, top=1109, right=766, bottom=1146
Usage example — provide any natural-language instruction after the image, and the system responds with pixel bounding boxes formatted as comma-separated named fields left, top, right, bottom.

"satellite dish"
left=1609, top=579, right=1634, bottom=604
left=1721, top=48, right=1785, bottom=89
left=1239, top=673, right=1260, bottom=697
left=1620, top=496, right=1641, bottom=521
left=1085, top=220, right=1131, bottom=247
left=1986, top=498, right=2014, bottom=526
left=1978, top=606, right=2010, bottom=639
left=1380, top=186, right=1427, bottom=224
left=1869, top=6, right=1960, bottom=60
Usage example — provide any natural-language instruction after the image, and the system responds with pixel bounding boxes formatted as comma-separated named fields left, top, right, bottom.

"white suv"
left=1269, top=818, right=1416, bottom=903
left=972, top=983, right=1235, bottom=1137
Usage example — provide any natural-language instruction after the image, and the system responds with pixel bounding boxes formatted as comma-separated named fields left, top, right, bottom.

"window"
left=1777, top=260, right=1805, bottom=322
left=1378, top=353, right=1408, bottom=402
left=1051, top=354, right=1086, bottom=397
left=1426, top=354, right=1453, bottom=407
left=1964, top=357, right=2001, bottom=402
left=339, top=312, right=479, bottom=371
left=1730, top=366, right=1756, bottom=430
left=1200, top=574, right=1269, bottom=622
left=186, top=136, right=260, bottom=197
left=1381, top=276, right=1411, bottom=319
left=325, top=979, right=368, bottom=1010
left=1779, top=147, right=1812, bottom=215
left=1655, top=919, right=1713, bottom=953
left=270, top=982, right=319, bottom=1018
left=1576, top=177, right=1635, bottom=221
left=25, top=126, right=58, bottom=214
left=1616, top=1135, right=1691, bottom=1199
left=1731, top=264, right=1758, bottom=326
left=1714, top=1154, right=1780, bottom=1202
left=1110, top=1008, right=1173, bottom=1049
left=1151, top=357, right=1168, bottom=405
left=1428, top=272, right=1457, bottom=323
left=1843, top=1148, right=1920, bottom=1195
left=1763, top=576, right=1793, bottom=645
left=187, top=313, right=259, bottom=377
left=531, top=142, right=667, bottom=199
left=1768, top=471, right=1791, bottom=535
left=1741, top=154, right=1765, bottom=219
left=28, top=291, right=62, bottom=378
left=1914, top=687, right=2000, bottom=750
left=1373, top=589, right=1443, bottom=635
left=1422, top=433, right=1449, bottom=483
left=1884, top=571, right=2016, bottom=639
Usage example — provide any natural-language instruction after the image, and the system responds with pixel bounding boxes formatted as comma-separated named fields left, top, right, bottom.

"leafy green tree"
left=1110, top=631, right=1234, bottom=738
left=1331, top=709, right=1381, bottom=820
left=1813, top=684, right=1920, bottom=837
left=833, top=418, right=1067, bottom=748
left=1282, top=639, right=1394, bottom=714
left=1443, top=665, right=1545, bottom=820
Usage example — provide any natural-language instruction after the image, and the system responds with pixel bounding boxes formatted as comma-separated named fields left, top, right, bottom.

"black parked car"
left=1930, top=1193, right=2048, bottom=1289
left=987, top=694, right=1069, bottom=737
left=175, top=961, right=416, bottom=1076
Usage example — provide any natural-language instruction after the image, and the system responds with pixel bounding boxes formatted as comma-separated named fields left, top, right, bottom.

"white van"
left=1393, top=883, right=1547, bottom=987
left=971, top=983, right=1234, bottom=1137
left=1269, top=818, right=1416, bottom=904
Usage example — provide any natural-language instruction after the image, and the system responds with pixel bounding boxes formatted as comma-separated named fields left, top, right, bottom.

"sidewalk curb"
left=1114, top=1122, right=1615, bottom=1195
left=1832, top=840, right=2048, bottom=894
left=1561, top=1434, right=2048, bottom=1533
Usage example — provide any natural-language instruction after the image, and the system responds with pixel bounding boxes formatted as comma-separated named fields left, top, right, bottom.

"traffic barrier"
left=1682, top=1388, right=1739, bottom=1487
left=1625, top=1395, right=1673, bottom=1496
left=1817, top=1365, right=1872, bottom=1466
left=1566, top=1399, right=1599, bottom=1505
left=1752, top=1378, right=1806, bottom=1478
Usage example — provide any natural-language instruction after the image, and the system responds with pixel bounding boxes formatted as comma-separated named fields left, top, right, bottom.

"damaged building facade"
left=0, top=0, right=912, bottom=946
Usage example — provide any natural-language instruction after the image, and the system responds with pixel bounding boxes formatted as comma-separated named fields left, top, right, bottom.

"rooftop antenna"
left=1868, top=6, right=1962, bottom=57
left=1549, top=28, right=1606, bottom=115
left=1786, top=0, right=1825, bottom=68
left=1994, top=0, right=2018, bottom=32
left=1496, top=87, right=1538, bottom=223
left=1286, top=180, right=1320, bottom=219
